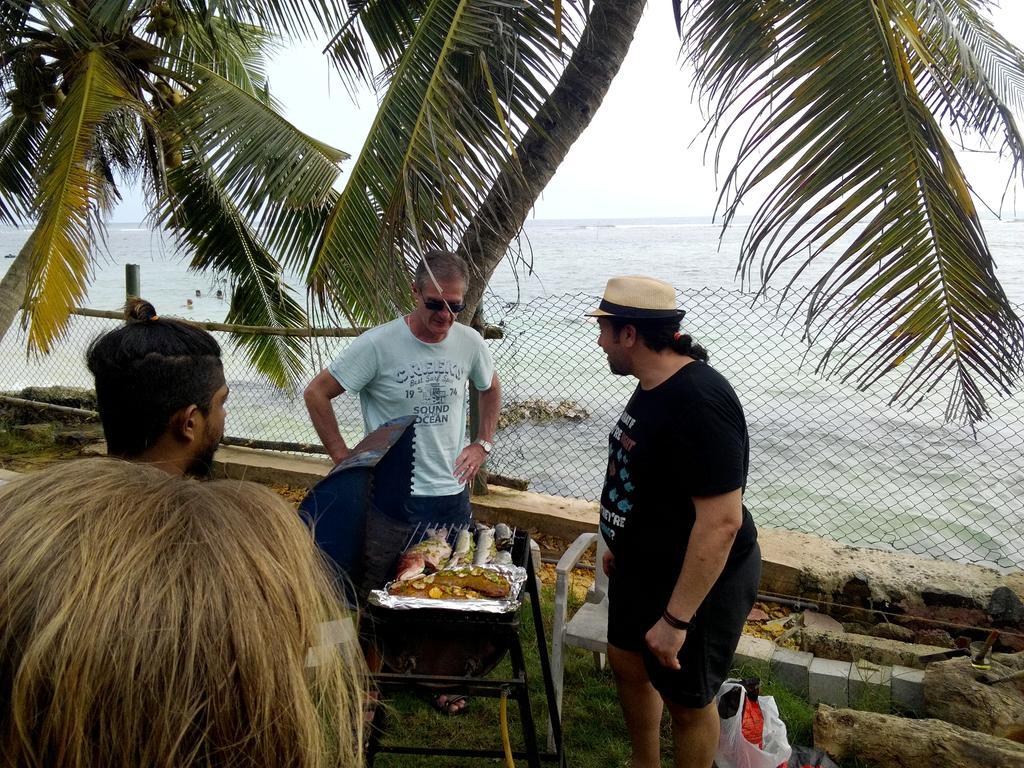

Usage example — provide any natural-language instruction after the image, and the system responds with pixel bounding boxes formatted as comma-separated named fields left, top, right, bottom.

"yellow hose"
left=499, top=688, right=515, bottom=768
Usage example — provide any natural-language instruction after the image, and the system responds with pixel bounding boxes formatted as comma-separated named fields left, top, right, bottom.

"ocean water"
left=5, top=215, right=1024, bottom=314
left=2, top=217, right=1024, bottom=570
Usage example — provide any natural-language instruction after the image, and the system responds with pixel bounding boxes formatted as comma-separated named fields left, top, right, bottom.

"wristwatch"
left=474, top=438, right=493, bottom=454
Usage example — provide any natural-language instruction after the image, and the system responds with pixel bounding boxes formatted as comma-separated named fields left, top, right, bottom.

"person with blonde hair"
left=0, top=458, right=367, bottom=768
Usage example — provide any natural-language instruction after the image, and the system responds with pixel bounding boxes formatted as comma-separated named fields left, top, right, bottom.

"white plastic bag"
left=714, top=679, right=792, bottom=768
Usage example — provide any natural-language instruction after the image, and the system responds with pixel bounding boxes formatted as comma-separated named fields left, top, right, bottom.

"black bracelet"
left=662, top=609, right=693, bottom=630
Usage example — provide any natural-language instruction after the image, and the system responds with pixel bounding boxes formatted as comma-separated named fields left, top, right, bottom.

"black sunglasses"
left=423, top=297, right=466, bottom=313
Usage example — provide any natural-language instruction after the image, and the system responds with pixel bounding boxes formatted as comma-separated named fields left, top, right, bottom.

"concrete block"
left=771, top=647, right=813, bottom=698
left=733, top=635, right=776, bottom=668
left=213, top=445, right=331, bottom=488
left=809, top=658, right=851, bottom=707
left=848, top=660, right=892, bottom=711
left=800, top=627, right=945, bottom=669
left=891, top=665, right=926, bottom=716
left=472, top=485, right=599, bottom=541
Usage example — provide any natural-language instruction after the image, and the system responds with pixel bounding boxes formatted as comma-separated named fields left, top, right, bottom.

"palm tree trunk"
left=459, top=0, right=647, bottom=318
left=0, top=239, right=32, bottom=343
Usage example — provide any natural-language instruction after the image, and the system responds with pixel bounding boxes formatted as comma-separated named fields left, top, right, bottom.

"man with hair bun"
left=86, top=297, right=228, bottom=477
left=589, top=275, right=761, bottom=768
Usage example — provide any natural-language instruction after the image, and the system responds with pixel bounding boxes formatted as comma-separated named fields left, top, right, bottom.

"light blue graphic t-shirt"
left=328, top=317, right=495, bottom=497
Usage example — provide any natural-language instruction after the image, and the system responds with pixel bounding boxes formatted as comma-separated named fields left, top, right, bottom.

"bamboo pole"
left=219, top=436, right=329, bottom=455
left=68, top=308, right=505, bottom=339
left=0, top=395, right=98, bottom=419
left=69, top=308, right=365, bottom=337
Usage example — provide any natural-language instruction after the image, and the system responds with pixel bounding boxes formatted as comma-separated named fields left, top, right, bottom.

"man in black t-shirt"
left=588, top=276, right=761, bottom=768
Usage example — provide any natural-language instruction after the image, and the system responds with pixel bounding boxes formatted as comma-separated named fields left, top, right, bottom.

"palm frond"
left=95, top=107, right=143, bottom=180
left=911, top=0, right=1024, bottom=185
left=86, top=0, right=147, bottom=35
left=0, top=0, right=32, bottom=38
left=685, top=0, right=1024, bottom=422
left=325, top=1, right=428, bottom=93
left=164, top=65, right=347, bottom=215
left=156, top=155, right=309, bottom=388
left=0, top=112, right=45, bottom=225
left=31, top=1, right=95, bottom=49
left=114, top=0, right=350, bottom=40
left=21, top=49, right=135, bottom=352
left=156, top=14, right=278, bottom=100
left=309, top=0, right=572, bottom=326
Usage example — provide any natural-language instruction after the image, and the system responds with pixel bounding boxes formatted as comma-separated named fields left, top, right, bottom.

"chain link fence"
left=485, top=289, right=1024, bottom=572
left=2, top=288, right=1023, bottom=571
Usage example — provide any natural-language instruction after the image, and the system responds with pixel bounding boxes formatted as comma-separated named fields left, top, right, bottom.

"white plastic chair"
left=548, top=531, right=609, bottom=748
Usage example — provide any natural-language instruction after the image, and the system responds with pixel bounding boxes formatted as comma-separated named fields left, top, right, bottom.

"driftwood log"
left=813, top=705, right=1024, bottom=767
left=924, top=653, right=1024, bottom=736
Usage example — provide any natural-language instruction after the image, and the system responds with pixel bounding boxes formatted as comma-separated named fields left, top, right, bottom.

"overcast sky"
left=113, top=3, right=1024, bottom=222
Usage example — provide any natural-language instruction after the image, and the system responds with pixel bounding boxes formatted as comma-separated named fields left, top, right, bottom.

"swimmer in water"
left=195, top=289, right=201, bottom=297
left=186, top=299, right=193, bottom=309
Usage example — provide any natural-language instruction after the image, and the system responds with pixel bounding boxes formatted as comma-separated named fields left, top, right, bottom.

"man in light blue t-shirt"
left=305, top=251, right=501, bottom=715
left=304, top=250, right=501, bottom=526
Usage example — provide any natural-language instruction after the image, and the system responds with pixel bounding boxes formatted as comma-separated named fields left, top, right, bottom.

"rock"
left=497, top=399, right=588, bottom=429
left=757, top=527, right=1023, bottom=619
left=1001, top=633, right=1024, bottom=653
left=914, top=629, right=954, bottom=648
left=746, top=607, right=769, bottom=622
left=813, top=705, right=1024, bottom=767
left=803, top=610, right=844, bottom=632
left=55, top=425, right=105, bottom=447
left=12, top=423, right=56, bottom=444
left=843, top=622, right=873, bottom=636
left=898, top=604, right=990, bottom=634
left=923, top=653, right=1024, bottom=736
left=988, top=586, right=1024, bottom=628
left=869, top=623, right=915, bottom=643
left=800, top=627, right=948, bottom=669
left=17, top=386, right=96, bottom=410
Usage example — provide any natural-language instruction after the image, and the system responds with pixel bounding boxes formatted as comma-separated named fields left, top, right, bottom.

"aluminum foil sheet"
left=367, top=564, right=529, bottom=614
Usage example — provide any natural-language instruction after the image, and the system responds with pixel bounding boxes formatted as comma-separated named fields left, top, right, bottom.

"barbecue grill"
left=367, top=530, right=563, bottom=767
left=300, top=417, right=564, bottom=766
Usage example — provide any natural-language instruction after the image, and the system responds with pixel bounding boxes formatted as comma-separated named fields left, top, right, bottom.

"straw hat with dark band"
left=585, top=275, right=686, bottom=320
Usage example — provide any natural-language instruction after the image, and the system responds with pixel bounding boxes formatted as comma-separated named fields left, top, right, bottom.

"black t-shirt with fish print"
left=599, top=360, right=757, bottom=589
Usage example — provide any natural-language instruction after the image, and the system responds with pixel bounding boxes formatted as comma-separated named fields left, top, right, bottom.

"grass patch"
left=369, top=586, right=634, bottom=767
left=0, top=420, right=73, bottom=470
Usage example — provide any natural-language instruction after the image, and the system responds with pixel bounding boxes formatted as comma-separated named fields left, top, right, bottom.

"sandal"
left=432, top=693, right=470, bottom=716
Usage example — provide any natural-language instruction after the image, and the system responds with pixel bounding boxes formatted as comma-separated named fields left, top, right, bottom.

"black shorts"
left=607, top=542, right=761, bottom=708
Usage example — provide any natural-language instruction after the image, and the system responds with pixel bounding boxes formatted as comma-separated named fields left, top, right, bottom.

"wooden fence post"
left=125, top=264, right=141, bottom=299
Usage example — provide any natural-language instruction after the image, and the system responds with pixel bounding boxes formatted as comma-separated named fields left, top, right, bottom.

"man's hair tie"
left=673, top=331, right=683, bottom=340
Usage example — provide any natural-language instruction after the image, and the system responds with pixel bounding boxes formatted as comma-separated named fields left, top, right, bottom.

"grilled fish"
left=473, top=526, right=496, bottom=566
left=447, top=528, right=473, bottom=568
left=494, top=522, right=513, bottom=551
left=394, top=529, right=452, bottom=581
left=388, top=566, right=511, bottom=599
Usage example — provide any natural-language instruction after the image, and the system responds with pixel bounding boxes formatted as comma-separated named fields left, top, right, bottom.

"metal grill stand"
left=366, top=534, right=564, bottom=767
